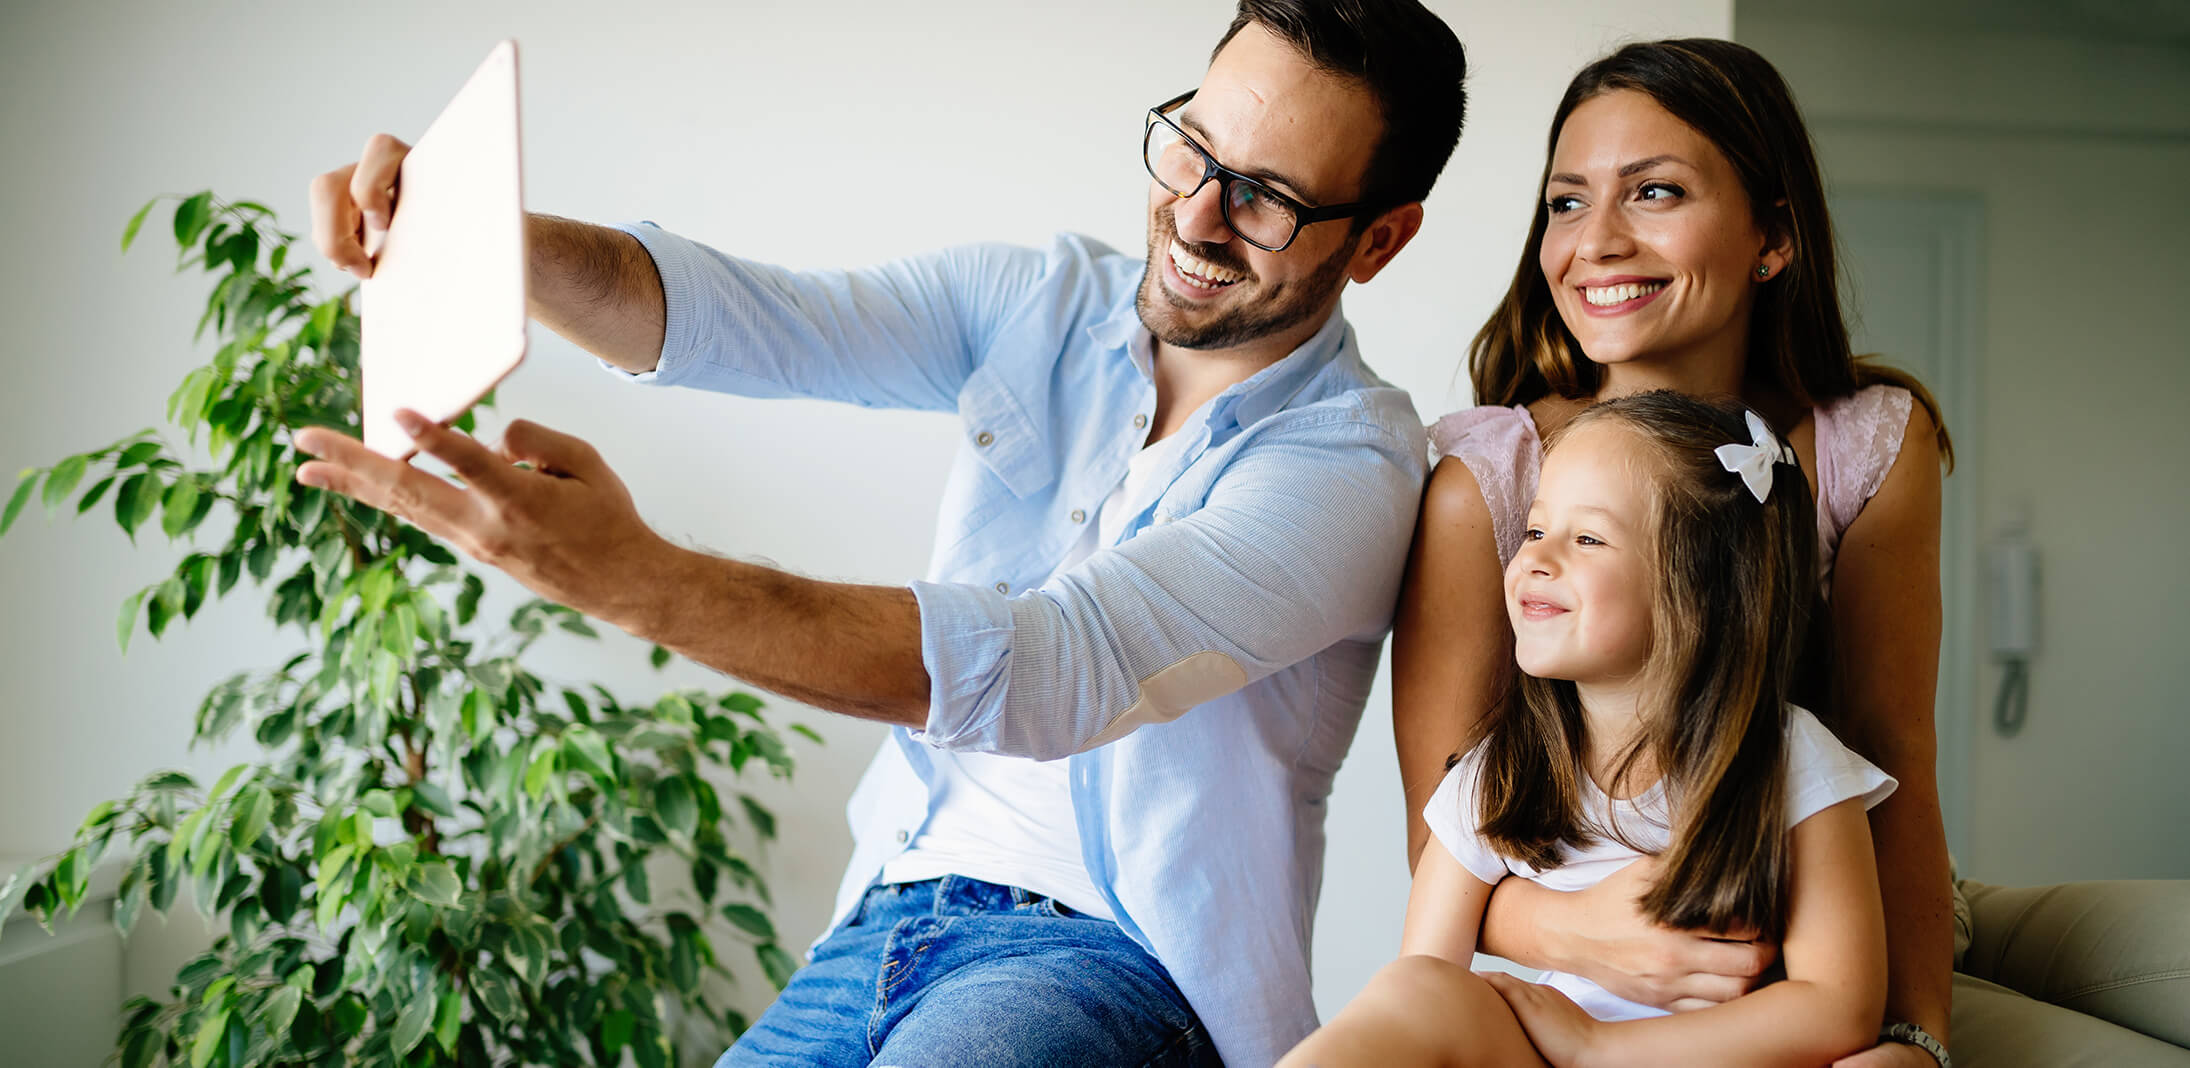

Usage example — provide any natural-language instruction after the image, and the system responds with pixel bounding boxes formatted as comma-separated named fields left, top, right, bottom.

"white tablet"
left=360, top=39, right=527, bottom=459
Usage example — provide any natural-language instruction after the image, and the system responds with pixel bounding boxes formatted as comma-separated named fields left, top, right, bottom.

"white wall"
left=1736, top=11, right=2190, bottom=885
left=0, top=0, right=1727, bottom=1038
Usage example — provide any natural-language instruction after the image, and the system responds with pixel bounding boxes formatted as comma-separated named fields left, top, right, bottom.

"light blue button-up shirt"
left=611, top=223, right=1427, bottom=1065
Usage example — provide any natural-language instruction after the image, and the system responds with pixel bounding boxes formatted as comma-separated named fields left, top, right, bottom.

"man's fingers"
left=349, top=133, right=411, bottom=229
left=309, top=165, right=371, bottom=277
left=395, top=411, right=517, bottom=493
left=500, top=419, right=606, bottom=481
left=294, top=426, right=470, bottom=533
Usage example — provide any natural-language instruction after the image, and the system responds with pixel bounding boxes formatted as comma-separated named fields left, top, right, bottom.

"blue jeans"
left=717, top=876, right=1220, bottom=1067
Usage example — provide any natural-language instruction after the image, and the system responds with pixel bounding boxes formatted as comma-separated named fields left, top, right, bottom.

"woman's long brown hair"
left=1468, top=38, right=1952, bottom=468
left=1473, top=392, right=1822, bottom=940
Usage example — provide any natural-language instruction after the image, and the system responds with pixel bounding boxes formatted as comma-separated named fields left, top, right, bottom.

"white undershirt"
left=879, top=427, right=1192, bottom=920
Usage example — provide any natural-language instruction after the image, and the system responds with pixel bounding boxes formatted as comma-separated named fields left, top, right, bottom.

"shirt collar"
left=1086, top=300, right=1351, bottom=428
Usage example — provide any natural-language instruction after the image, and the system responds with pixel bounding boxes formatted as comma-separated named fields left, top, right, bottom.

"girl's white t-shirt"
left=1423, top=705, right=1896, bottom=1022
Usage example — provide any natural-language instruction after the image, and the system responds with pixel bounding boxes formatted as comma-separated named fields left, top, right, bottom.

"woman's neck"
left=1574, top=677, right=1658, bottom=800
left=1596, top=340, right=1747, bottom=403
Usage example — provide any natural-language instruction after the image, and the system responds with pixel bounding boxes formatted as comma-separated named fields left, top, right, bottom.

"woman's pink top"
left=1426, top=386, right=1914, bottom=595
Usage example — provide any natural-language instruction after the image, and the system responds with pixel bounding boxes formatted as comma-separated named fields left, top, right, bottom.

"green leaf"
left=75, top=474, right=116, bottom=514
left=738, top=794, right=777, bottom=840
left=122, top=198, right=157, bottom=252
left=455, top=573, right=484, bottom=626
left=120, top=1025, right=159, bottom=1068
left=0, top=473, right=36, bottom=538
left=648, top=644, right=671, bottom=670
left=229, top=786, right=272, bottom=849
left=601, top=1008, right=636, bottom=1055
left=756, top=942, right=799, bottom=991
left=522, top=745, right=558, bottom=798
left=409, top=781, right=455, bottom=819
left=791, top=723, right=825, bottom=745
left=470, top=968, right=521, bottom=1023
left=391, top=984, right=434, bottom=1056
left=173, top=192, right=214, bottom=248
left=560, top=726, right=614, bottom=781
left=161, top=479, right=202, bottom=538
left=114, top=472, right=159, bottom=538
left=434, top=985, right=462, bottom=1052
left=41, top=455, right=88, bottom=512
left=622, top=861, right=650, bottom=905
left=721, top=903, right=775, bottom=941
left=189, top=1004, right=229, bottom=1068
left=669, top=933, right=700, bottom=992
left=652, top=777, right=697, bottom=839
left=116, top=589, right=146, bottom=653
left=411, top=864, right=461, bottom=907
left=263, top=984, right=302, bottom=1039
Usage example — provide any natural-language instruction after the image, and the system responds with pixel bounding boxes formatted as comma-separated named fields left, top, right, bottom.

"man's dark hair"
left=1214, top=0, right=1468, bottom=209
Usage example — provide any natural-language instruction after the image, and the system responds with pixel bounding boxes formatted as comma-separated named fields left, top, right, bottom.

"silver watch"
left=1881, top=1021, right=1951, bottom=1068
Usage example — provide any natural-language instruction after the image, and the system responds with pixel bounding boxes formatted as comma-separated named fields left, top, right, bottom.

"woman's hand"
left=1832, top=1041, right=1942, bottom=1068
left=1484, top=971, right=1600, bottom=1068
left=1535, top=857, right=1778, bottom=1012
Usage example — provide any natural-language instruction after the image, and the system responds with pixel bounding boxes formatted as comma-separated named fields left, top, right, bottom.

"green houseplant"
left=0, top=192, right=811, bottom=1067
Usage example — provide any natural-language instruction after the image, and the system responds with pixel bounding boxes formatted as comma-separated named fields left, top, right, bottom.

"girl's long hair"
left=1468, top=37, right=1952, bottom=468
left=1473, top=392, right=1821, bottom=940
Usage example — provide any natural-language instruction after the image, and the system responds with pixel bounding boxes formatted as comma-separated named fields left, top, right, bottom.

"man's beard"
left=1135, top=206, right=1354, bottom=351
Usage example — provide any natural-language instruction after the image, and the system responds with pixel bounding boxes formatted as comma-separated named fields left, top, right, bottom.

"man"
left=303, top=2, right=1466, bottom=1063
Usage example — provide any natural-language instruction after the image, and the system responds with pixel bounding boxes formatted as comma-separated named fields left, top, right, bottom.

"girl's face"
left=1508, top=420, right=1657, bottom=686
left=1537, top=89, right=1785, bottom=372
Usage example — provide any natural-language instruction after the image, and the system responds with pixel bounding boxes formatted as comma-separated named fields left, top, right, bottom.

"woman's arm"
left=1827, top=403, right=1955, bottom=1049
left=1393, top=457, right=1511, bottom=870
left=1494, top=799, right=1888, bottom=1068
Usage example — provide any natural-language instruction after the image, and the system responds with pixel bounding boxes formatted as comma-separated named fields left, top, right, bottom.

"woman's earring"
left=1756, top=265, right=1773, bottom=280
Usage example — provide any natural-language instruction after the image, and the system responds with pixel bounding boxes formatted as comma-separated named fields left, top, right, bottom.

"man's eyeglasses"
left=1142, top=90, right=1379, bottom=253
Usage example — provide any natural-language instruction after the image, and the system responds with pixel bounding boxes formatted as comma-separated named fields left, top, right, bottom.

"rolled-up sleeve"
left=604, top=223, right=1048, bottom=411
left=910, top=407, right=1427, bottom=760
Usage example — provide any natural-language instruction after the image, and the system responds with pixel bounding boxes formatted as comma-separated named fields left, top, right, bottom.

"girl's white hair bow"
left=1714, top=410, right=1797, bottom=502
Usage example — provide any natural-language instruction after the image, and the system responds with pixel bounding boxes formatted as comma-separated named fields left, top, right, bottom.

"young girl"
left=1286, top=391, right=1894, bottom=1067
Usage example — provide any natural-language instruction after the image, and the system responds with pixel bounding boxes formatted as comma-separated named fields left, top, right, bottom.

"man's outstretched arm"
left=311, top=136, right=668, bottom=374
left=295, top=410, right=929, bottom=726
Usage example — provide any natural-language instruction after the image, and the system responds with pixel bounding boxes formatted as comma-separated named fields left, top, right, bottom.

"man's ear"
left=1348, top=201, right=1424, bottom=284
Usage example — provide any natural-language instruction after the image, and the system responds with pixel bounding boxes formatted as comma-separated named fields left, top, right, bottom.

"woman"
left=1394, top=38, right=2190, bottom=1066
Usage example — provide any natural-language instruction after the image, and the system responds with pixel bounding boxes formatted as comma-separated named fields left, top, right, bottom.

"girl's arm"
left=1497, top=799, right=1888, bottom=1068
left=1827, top=403, right=1955, bottom=1054
left=1399, top=833, right=1499, bottom=964
left=1394, top=457, right=1512, bottom=869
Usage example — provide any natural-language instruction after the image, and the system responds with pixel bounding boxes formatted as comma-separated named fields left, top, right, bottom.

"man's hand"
left=310, top=134, right=412, bottom=279
left=1483, top=971, right=1601, bottom=1068
left=295, top=410, right=670, bottom=630
left=1547, top=857, right=1778, bottom=1012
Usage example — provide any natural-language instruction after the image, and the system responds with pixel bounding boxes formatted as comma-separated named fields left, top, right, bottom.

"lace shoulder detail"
left=1426, top=405, right=1541, bottom=567
left=1812, top=385, right=1913, bottom=583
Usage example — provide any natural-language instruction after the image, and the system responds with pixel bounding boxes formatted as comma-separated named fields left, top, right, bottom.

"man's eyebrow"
left=1546, top=155, right=1694, bottom=187
left=1177, top=111, right=1317, bottom=203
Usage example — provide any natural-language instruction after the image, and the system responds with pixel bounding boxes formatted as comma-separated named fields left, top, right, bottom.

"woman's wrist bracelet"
left=1881, top=1021, right=1950, bottom=1068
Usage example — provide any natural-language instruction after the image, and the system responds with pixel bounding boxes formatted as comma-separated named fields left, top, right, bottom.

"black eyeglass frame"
left=1142, top=90, right=1382, bottom=253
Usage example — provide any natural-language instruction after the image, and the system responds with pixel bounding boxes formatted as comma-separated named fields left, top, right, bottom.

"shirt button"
left=995, top=581, right=1009, bottom=594
left=1131, top=414, right=1148, bottom=429
left=895, top=830, right=909, bottom=844
left=975, top=430, right=995, bottom=447
left=1070, top=509, right=1086, bottom=524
